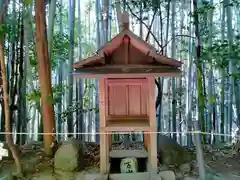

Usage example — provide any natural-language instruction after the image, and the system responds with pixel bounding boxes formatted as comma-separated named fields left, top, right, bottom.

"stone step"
left=109, top=149, right=148, bottom=158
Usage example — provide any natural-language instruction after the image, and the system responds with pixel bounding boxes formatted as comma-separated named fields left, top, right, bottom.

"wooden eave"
left=72, top=53, right=105, bottom=69
left=148, top=49, right=182, bottom=67
left=73, top=64, right=181, bottom=78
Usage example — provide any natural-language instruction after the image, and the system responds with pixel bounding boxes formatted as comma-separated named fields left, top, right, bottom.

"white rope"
left=0, top=131, right=237, bottom=137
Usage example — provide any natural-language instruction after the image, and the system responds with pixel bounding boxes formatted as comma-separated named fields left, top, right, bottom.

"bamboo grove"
left=0, top=0, right=240, bottom=175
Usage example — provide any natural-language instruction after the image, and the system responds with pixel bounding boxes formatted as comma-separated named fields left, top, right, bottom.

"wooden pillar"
left=108, top=133, right=112, bottom=150
left=147, top=77, right=158, bottom=179
left=144, top=132, right=149, bottom=148
left=99, top=78, right=109, bottom=174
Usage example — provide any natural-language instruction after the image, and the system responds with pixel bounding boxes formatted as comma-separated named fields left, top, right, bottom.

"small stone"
left=213, top=151, right=224, bottom=157
left=212, top=156, right=217, bottom=161
left=94, top=154, right=100, bottom=161
left=174, top=170, right=183, bottom=180
left=120, top=157, right=138, bottom=173
left=54, top=169, right=75, bottom=180
left=179, top=163, right=191, bottom=174
left=75, top=172, right=84, bottom=180
left=158, top=171, right=175, bottom=180
left=158, top=165, right=169, bottom=172
left=204, top=145, right=213, bottom=152
left=191, top=161, right=198, bottom=173
left=54, top=138, right=84, bottom=172
left=158, top=135, right=193, bottom=165
left=154, top=176, right=163, bottom=180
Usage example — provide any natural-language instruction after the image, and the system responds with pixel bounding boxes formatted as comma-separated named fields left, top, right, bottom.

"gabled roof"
left=73, top=29, right=182, bottom=69
left=97, top=30, right=155, bottom=56
left=72, top=12, right=182, bottom=78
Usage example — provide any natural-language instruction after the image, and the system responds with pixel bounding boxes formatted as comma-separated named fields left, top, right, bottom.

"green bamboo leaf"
left=210, top=97, right=215, bottom=104
left=23, top=0, right=33, bottom=5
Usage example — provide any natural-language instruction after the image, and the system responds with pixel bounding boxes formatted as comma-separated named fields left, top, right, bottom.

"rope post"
left=193, top=121, right=206, bottom=180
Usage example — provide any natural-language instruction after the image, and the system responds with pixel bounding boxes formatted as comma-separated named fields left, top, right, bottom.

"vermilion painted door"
left=106, top=79, right=148, bottom=117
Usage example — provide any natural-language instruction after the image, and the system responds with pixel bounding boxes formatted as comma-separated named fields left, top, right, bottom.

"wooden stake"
left=193, top=121, right=206, bottom=180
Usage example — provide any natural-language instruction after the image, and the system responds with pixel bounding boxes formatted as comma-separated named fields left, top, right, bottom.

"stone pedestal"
left=120, top=157, right=138, bottom=173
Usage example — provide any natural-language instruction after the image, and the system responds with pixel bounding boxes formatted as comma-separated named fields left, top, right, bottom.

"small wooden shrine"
left=73, top=12, right=182, bottom=179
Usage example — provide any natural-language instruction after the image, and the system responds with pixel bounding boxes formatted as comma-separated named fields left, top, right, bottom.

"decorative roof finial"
left=121, top=12, right=129, bottom=30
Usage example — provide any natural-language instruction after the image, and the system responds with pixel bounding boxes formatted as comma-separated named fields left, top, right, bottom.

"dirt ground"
left=1, top=141, right=240, bottom=179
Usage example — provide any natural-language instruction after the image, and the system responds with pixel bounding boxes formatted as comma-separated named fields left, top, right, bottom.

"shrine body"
left=73, top=12, right=182, bottom=180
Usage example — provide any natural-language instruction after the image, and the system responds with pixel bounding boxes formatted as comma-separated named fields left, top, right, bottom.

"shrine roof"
left=72, top=12, right=182, bottom=78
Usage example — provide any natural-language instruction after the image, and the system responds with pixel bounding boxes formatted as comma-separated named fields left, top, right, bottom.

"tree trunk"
left=207, top=0, right=214, bottom=144
left=67, top=0, right=75, bottom=136
left=220, top=1, right=226, bottom=142
left=171, top=0, right=177, bottom=142
left=104, top=0, right=109, bottom=42
left=47, top=0, right=57, bottom=60
left=178, top=0, right=185, bottom=144
left=95, top=0, right=100, bottom=143
left=9, top=0, right=17, bottom=134
left=193, top=0, right=206, bottom=143
left=57, top=0, right=63, bottom=141
left=17, top=6, right=26, bottom=145
left=0, top=1, right=22, bottom=174
left=225, top=0, right=234, bottom=142
left=35, top=0, right=56, bottom=156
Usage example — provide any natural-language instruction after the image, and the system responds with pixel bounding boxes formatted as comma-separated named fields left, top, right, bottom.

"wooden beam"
left=109, top=150, right=148, bottom=158
left=72, top=72, right=181, bottom=79
left=75, top=64, right=178, bottom=69
left=123, top=36, right=130, bottom=64
left=102, top=127, right=153, bottom=132
left=144, top=132, right=149, bottom=149
left=73, top=64, right=182, bottom=73
left=99, top=78, right=109, bottom=174
left=148, top=77, right=156, bottom=129
left=147, top=77, right=158, bottom=179
left=106, top=115, right=148, bottom=121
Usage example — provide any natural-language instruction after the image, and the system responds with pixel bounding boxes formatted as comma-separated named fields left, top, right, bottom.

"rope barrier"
left=0, top=131, right=237, bottom=137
